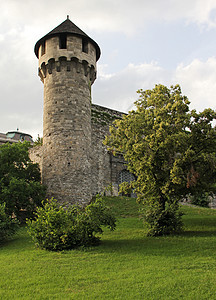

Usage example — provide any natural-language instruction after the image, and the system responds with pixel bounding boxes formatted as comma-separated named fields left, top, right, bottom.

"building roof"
left=7, top=131, right=33, bottom=139
left=0, top=131, right=33, bottom=145
left=34, top=17, right=101, bottom=61
left=0, top=133, right=6, bottom=139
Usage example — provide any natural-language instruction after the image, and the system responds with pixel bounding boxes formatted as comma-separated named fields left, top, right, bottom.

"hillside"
left=0, top=196, right=216, bottom=299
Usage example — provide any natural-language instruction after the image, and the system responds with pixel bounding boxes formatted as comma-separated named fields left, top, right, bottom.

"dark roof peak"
left=34, top=17, right=100, bottom=61
left=47, top=18, right=88, bottom=38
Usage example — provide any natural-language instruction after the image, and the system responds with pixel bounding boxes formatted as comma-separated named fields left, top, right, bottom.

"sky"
left=1, top=0, right=216, bottom=139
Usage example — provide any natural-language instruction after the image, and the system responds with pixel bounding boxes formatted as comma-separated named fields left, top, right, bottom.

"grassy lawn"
left=0, top=197, right=216, bottom=299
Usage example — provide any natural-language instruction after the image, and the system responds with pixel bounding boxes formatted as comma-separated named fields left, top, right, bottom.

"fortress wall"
left=29, top=145, right=43, bottom=171
left=91, top=104, right=126, bottom=196
left=29, top=104, right=127, bottom=199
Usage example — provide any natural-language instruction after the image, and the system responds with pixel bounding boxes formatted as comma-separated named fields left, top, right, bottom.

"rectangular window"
left=82, top=39, right=88, bottom=53
left=41, top=41, right=46, bottom=56
left=59, top=34, right=67, bottom=49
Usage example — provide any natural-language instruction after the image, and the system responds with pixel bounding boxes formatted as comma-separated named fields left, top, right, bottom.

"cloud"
left=1, top=1, right=216, bottom=140
left=2, top=0, right=216, bottom=36
left=93, top=62, right=172, bottom=112
left=93, top=57, right=216, bottom=113
left=174, top=57, right=216, bottom=111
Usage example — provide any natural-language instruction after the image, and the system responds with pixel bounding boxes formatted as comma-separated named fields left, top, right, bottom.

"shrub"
left=189, top=193, right=210, bottom=208
left=0, top=203, right=18, bottom=243
left=27, top=196, right=116, bottom=251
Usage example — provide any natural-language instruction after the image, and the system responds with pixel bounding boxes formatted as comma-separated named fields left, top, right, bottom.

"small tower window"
left=59, top=33, right=67, bottom=49
left=41, top=40, right=46, bottom=56
left=82, top=38, right=88, bottom=53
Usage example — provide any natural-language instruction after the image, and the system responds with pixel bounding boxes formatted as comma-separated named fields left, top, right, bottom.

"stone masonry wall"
left=30, top=104, right=128, bottom=199
left=41, top=59, right=93, bottom=205
left=38, top=35, right=97, bottom=206
left=91, top=104, right=127, bottom=196
left=29, top=145, right=43, bottom=171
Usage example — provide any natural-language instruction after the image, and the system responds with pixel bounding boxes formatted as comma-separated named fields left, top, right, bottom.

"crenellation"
left=38, top=58, right=96, bottom=84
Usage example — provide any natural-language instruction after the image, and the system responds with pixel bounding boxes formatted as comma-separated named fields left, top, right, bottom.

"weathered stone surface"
left=35, top=23, right=98, bottom=205
left=30, top=103, right=128, bottom=200
left=90, top=104, right=126, bottom=196
left=30, top=18, right=131, bottom=206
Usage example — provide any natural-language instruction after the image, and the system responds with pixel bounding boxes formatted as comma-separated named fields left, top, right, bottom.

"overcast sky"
left=1, top=0, right=216, bottom=139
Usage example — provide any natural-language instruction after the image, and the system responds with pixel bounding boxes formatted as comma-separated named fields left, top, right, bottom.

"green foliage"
left=189, top=192, right=210, bottom=208
left=104, top=84, right=216, bottom=236
left=102, top=183, right=114, bottom=196
left=118, top=181, right=133, bottom=196
left=0, top=142, right=46, bottom=221
left=0, top=202, right=18, bottom=243
left=27, top=196, right=116, bottom=251
left=141, top=202, right=183, bottom=236
left=33, top=135, right=43, bottom=146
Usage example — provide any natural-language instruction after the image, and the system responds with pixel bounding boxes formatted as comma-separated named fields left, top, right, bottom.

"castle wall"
left=29, top=145, right=43, bottom=172
left=91, top=104, right=127, bottom=196
left=30, top=104, right=128, bottom=198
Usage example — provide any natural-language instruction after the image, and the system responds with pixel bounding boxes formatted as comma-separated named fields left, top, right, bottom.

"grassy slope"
left=0, top=197, right=216, bottom=299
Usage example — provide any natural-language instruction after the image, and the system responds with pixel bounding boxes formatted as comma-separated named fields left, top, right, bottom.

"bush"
left=27, top=196, right=116, bottom=251
left=189, top=193, right=210, bottom=208
left=0, top=203, right=18, bottom=243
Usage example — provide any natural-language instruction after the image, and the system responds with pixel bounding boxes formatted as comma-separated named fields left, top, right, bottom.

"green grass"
left=0, top=197, right=216, bottom=299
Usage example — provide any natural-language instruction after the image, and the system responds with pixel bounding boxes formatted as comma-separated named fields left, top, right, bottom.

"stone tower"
left=34, top=16, right=100, bottom=205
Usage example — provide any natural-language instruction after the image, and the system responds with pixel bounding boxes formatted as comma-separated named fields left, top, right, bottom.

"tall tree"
left=0, top=142, right=46, bottom=221
left=104, top=84, right=216, bottom=236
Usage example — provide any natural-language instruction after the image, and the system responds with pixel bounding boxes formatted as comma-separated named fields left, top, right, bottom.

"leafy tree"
left=104, top=84, right=216, bottom=236
left=0, top=142, right=46, bottom=221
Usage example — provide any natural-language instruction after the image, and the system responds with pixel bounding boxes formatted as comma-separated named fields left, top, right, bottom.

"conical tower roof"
left=34, top=17, right=100, bottom=61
